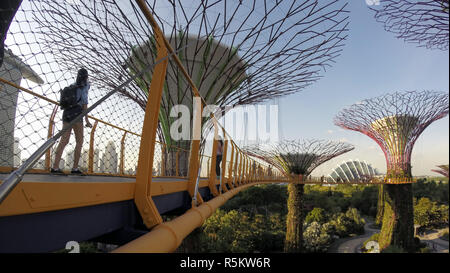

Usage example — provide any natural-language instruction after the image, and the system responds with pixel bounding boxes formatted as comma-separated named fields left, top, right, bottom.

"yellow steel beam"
left=227, top=142, right=235, bottom=190
left=112, top=183, right=257, bottom=253
left=88, top=120, right=99, bottom=174
left=0, top=77, right=140, bottom=137
left=208, top=119, right=219, bottom=196
left=0, top=178, right=214, bottom=217
left=133, top=0, right=169, bottom=228
left=119, top=131, right=127, bottom=175
left=45, top=105, right=58, bottom=170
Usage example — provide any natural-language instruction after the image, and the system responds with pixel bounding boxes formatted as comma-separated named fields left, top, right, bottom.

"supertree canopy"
left=431, top=164, right=449, bottom=177
left=369, top=0, right=449, bottom=50
left=245, top=139, right=354, bottom=180
left=244, top=139, right=353, bottom=253
left=25, top=0, right=349, bottom=175
left=334, top=90, right=449, bottom=252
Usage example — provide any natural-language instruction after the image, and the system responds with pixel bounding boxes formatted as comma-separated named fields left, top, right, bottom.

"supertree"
left=431, top=164, right=449, bottom=177
left=368, top=0, right=449, bottom=50
left=28, top=0, right=350, bottom=176
left=334, top=90, right=449, bottom=251
left=244, top=139, right=354, bottom=252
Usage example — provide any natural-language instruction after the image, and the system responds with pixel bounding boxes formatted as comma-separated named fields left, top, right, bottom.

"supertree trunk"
left=379, top=183, right=415, bottom=252
left=285, top=183, right=305, bottom=253
left=368, top=0, right=449, bottom=50
left=24, top=1, right=349, bottom=176
left=334, top=90, right=449, bottom=252
left=375, top=184, right=385, bottom=226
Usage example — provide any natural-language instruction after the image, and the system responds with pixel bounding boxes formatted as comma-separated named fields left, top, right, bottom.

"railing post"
left=208, top=120, right=220, bottom=196
left=221, top=131, right=229, bottom=193
left=234, top=147, right=239, bottom=187
left=250, top=160, right=253, bottom=182
left=237, top=151, right=243, bottom=186
left=175, top=150, right=180, bottom=177
left=188, top=96, right=204, bottom=206
left=243, top=156, right=248, bottom=184
left=133, top=2, right=168, bottom=228
left=88, top=120, right=98, bottom=174
left=120, top=131, right=127, bottom=175
left=45, top=105, right=59, bottom=170
left=161, top=145, right=166, bottom=176
left=227, top=142, right=235, bottom=190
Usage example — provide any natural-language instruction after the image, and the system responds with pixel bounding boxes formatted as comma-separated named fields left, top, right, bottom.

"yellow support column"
left=244, top=156, right=248, bottom=184
left=247, top=158, right=251, bottom=183
left=237, top=151, right=243, bottom=186
left=88, top=120, right=98, bottom=174
left=119, top=131, right=127, bottom=175
left=133, top=0, right=168, bottom=228
left=234, top=148, right=240, bottom=187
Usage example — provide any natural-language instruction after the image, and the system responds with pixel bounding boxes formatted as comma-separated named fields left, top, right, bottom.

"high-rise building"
left=93, top=148, right=100, bottom=172
left=0, top=49, right=43, bottom=167
left=80, top=149, right=89, bottom=172
left=13, top=137, right=21, bottom=167
left=51, top=148, right=66, bottom=170
left=102, top=141, right=118, bottom=174
left=65, top=149, right=75, bottom=170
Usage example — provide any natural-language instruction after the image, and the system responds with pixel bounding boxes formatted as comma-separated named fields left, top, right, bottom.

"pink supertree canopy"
left=334, top=91, right=449, bottom=182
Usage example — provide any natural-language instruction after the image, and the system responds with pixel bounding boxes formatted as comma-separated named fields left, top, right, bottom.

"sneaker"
left=50, top=168, right=64, bottom=174
left=71, top=168, right=85, bottom=175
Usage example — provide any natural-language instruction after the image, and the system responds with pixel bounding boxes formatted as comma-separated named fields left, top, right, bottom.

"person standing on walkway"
left=216, top=137, right=223, bottom=178
left=51, top=68, right=92, bottom=174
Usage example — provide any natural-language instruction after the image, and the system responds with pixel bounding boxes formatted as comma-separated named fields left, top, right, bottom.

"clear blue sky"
left=276, top=0, right=449, bottom=176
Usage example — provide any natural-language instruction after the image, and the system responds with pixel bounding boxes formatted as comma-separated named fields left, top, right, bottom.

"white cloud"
left=327, top=130, right=334, bottom=134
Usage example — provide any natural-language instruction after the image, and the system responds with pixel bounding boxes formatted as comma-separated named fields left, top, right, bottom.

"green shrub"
left=361, top=233, right=380, bottom=252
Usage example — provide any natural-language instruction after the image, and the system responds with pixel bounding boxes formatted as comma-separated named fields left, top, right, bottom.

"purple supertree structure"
left=334, top=90, right=449, bottom=252
left=245, top=139, right=354, bottom=180
left=431, top=164, right=449, bottom=177
left=244, top=139, right=354, bottom=253
left=369, top=0, right=449, bottom=50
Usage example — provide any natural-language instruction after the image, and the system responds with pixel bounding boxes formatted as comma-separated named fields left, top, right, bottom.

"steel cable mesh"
left=334, top=91, right=449, bottom=183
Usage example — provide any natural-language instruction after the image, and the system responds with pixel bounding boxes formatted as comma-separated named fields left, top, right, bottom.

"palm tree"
left=245, top=139, right=354, bottom=252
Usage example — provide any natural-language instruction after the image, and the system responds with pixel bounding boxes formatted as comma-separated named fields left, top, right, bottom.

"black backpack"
left=60, top=84, right=80, bottom=110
